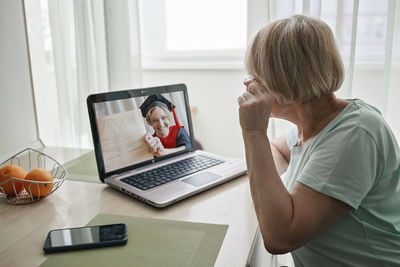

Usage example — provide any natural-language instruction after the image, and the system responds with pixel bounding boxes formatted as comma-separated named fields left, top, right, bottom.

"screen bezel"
left=87, top=84, right=196, bottom=182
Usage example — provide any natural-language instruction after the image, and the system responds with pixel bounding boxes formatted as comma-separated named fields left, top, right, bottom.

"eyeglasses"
left=243, top=76, right=257, bottom=84
left=243, top=76, right=271, bottom=94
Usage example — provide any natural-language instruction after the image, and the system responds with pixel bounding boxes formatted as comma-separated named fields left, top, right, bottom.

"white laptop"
left=87, top=84, right=246, bottom=208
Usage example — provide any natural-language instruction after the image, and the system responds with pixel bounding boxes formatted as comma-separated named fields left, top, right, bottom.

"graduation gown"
left=153, top=125, right=191, bottom=149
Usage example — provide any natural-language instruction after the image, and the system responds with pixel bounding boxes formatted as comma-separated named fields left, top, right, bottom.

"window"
left=265, top=0, right=396, bottom=63
left=320, top=0, right=390, bottom=62
left=138, top=0, right=247, bottom=69
left=138, top=0, right=399, bottom=69
left=164, top=0, right=247, bottom=51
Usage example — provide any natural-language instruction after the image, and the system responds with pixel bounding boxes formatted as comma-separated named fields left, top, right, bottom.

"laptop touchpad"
left=181, top=172, right=222, bottom=187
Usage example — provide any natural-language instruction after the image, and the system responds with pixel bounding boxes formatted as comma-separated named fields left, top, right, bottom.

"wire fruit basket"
left=0, top=148, right=67, bottom=205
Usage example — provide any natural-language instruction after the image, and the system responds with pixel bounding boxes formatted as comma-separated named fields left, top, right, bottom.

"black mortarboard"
left=139, top=94, right=175, bottom=117
left=139, top=94, right=180, bottom=126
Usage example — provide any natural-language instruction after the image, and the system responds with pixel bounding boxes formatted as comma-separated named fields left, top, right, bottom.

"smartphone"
left=43, top=223, right=128, bottom=253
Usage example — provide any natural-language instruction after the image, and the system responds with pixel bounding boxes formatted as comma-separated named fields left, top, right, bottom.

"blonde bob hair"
left=245, top=15, right=344, bottom=104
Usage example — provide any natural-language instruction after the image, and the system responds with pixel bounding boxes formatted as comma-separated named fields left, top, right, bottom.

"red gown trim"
left=153, top=125, right=182, bottom=148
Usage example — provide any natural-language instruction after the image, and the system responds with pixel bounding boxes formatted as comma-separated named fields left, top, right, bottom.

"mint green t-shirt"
left=284, top=99, right=400, bottom=266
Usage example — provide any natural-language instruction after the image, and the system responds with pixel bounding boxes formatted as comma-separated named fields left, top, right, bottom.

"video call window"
left=94, top=92, right=191, bottom=172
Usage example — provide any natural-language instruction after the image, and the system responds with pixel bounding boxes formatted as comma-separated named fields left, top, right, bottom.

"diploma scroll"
left=97, top=109, right=153, bottom=172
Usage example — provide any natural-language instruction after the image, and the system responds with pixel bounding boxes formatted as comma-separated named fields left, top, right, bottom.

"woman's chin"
left=157, top=129, right=169, bottom=138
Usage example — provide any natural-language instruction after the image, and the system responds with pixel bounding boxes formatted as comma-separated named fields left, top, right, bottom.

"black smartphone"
left=43, top=223, right=128, bottom=253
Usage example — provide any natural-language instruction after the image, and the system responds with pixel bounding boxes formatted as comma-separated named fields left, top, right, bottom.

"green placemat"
left=64, top=151, right=100, bottom=183
left=41, top=213, right=228, bottom=267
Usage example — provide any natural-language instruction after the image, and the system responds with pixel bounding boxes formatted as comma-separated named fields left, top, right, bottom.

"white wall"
left=0, top=0, right=40, bottom=160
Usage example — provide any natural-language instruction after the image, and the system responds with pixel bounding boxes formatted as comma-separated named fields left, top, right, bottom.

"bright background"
left=20, top=0, right=400, bottom=159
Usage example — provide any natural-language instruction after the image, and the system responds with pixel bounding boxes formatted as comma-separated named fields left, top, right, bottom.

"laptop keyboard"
left=120, top=155, right=224, bottom=191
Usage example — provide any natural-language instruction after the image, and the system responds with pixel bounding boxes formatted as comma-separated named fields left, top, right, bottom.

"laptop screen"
left=87, top=84, right=195, bottom=181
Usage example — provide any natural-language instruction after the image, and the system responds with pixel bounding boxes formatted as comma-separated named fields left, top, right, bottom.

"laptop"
left=87, top=83, right=246, bottom=208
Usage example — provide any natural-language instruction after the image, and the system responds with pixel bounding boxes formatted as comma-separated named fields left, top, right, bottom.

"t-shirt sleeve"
left=298, top=126, right=380, bottom=209
left=176, top=128, right=191, bottom=148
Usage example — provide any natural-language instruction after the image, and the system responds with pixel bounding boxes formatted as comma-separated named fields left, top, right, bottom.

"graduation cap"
left=139, top=94, right=180, bottom=127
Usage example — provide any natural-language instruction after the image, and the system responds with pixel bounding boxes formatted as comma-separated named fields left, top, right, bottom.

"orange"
left=0, top=165, right=26, bottom=195
left=24, top=168, right=53, bottom=197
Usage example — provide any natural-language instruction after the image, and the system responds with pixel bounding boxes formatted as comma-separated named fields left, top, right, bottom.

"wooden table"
left=0, top=174, right=258, bottom=266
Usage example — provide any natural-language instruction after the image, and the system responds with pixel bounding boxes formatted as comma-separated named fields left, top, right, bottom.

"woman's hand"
left=143, top=133, right=165, bottom=157
left=238, top=78, right=275, bottom=132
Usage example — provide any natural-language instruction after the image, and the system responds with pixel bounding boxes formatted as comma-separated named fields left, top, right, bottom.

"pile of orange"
left=0, top=165, right=53, bottom=197
left=0, top=165, right=26, bottom=195
left=24, top=168, right=53, bottom=197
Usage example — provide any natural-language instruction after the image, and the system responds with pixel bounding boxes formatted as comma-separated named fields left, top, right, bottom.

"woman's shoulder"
left=350, top=99, right=382, bottom=120
left=286, top=99, right=391, bottom=149
left=326, top=99, right=397, bottom=149
left=331, top=99, right=385, bottom=132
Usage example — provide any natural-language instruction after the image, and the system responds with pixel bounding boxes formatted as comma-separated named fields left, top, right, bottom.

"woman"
left=140, top=94, right=191, bottom=157
left=238, top=15, right=400, bottom=266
